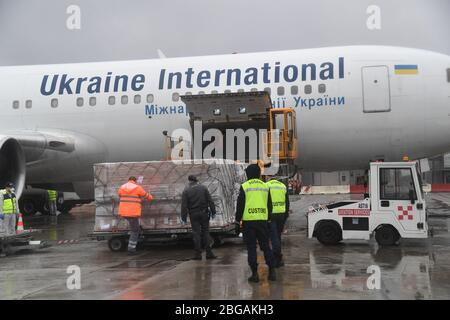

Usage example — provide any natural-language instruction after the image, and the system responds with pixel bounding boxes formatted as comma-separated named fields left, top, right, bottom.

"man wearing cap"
left=181, top=175, right=217, bottom=260
left=0, top=182, right=19, bottom=235
left=118, top=176, right=153, bottom=255
left=235, top=164, right=277, bottom=282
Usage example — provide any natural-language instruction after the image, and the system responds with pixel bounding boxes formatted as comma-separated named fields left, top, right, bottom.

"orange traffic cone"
left=16, top=213, right=24, bottom=233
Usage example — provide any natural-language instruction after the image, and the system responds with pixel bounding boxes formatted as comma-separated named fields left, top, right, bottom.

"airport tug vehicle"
left=308, top=161, right=429, bottom=246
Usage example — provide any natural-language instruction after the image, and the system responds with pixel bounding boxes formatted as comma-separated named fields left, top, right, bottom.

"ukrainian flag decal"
left=394, top=64, right=418, bottom=75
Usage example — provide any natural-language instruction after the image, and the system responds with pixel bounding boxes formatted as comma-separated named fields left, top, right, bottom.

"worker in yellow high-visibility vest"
left=47, top=189, right=58, bottom=216
left=0, top=182, right=19, bottom=235
left=235, top=164, right=276, bottom=283
left=266, top=178, right=290, bottom=268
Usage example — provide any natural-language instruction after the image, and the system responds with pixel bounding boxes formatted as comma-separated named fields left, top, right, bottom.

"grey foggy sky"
left=0, top=0, right=449, bottom=66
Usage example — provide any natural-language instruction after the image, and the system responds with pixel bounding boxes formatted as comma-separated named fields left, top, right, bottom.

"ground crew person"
left=118, top=176, right=153, bottom=255
left=47, top=189, right=58, bottom=216
left=235, top=164, right=276, bottom=283
left=266, top=178, right=290, bottom=267
left=181, top=175, right=217, bottom=260
left=0, top=182, right=19, bottom=235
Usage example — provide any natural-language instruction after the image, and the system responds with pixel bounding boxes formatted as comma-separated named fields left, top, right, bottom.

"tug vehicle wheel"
left=21, top=199, right=37, bottom=216
left=375, top=225, right=399, bottom=246
left=108, top=237, right=127, bottom=252
left=316, top=221, right=342, bottom=245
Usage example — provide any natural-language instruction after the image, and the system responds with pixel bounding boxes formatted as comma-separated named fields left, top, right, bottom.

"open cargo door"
left=181, top=91, right=272, bottom=162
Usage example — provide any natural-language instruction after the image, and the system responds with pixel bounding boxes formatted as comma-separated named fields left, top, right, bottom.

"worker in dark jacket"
left=181, top=175, right=217, bottom=260
left=235, top=164, right=276, bottom=283
left=266, top=178, right=290, bottom=267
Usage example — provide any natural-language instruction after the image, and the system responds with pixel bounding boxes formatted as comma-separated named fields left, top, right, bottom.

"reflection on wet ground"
left=1, top=194, right=450, bottom=299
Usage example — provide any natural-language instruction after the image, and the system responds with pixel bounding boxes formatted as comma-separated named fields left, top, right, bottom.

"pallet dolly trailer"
left=308, top=161, right=429, bottom=246
left=0, top=229, right=46, bottom=256
left=92, top=224, right=238, bottom=252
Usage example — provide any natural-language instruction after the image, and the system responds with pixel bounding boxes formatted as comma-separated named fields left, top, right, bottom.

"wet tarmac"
left=1, top=194, right=450, bottom=299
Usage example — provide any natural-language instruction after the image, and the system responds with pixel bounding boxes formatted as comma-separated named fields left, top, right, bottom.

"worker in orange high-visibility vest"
left=118, top=176, right=153, bottom=254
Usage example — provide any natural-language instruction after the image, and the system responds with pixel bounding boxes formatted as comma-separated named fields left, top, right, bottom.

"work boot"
left=206, top=251, right=217, bottom=260
left=274, top=254, right=285, bottom=268
left=268, top=267, right=277, bottom=281
left=248, top=267, right=259, bottom=283
left=127, top=250, right=138, bottom=256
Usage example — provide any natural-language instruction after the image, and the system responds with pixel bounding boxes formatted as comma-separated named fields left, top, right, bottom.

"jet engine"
left=0, top=136, right=26, bottom=198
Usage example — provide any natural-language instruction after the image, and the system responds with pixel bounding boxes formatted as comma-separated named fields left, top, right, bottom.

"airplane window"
left=51, top=98, right=58, bottom=108
left=89, top=97, right=96, bottom=106
left=199, top=91, right=205, bottom=95
left=185, top=92, right=192, bottom=95
left=237, top=89, right=244, bottom=93
left=318, top=84, right=326, bottom=93
left=250, top=88, right=258, bottom=92
left=264, top=87, right=271, bottom=94
left=134, top=94, right=141, bottom=104
left=108, top=96, right=116, bottom=105
left=25, top=100, right=32, bottom=109
left=291, top=86, right=298, bottom=95
left=121, top=95, right=128, bottom=105
left=211, top=90, right=218, bottom=94
left=146, top=94, right=154, bottom=103
left=277, top=86, right=285, bottom=96
left=76, top=97, right=84, bottom=107
left=12, top=100, right=19, bottom=109
left=172, top=93, right=180, bottom=102
left=304, top=85, right=312, bottom=94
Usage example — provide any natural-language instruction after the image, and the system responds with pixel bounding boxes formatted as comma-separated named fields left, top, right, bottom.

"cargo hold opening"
left=181, top=91, right=272, bottom=162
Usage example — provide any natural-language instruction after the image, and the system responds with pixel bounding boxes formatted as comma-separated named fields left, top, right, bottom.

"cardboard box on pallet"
left=93, top=159, right=246, bottom=233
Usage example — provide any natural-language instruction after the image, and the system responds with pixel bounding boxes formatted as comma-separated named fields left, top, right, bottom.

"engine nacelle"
left=0, top=136, right=26, bottom=198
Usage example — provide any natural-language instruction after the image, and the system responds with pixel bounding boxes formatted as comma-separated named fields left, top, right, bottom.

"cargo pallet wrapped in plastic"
left=92, top=159, right=246, bottom=251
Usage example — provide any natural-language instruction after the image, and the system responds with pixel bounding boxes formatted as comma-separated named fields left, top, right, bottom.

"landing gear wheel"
left=316, top=221, right=342, bottom=245
left=108, top=237, right=127, bottom=252
left=375, top=225, right=399, bottom=246
left=21, top=200, right=37, bottom=216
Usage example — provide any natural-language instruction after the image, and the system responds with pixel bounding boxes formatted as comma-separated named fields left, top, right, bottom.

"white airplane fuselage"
left=0, top=46, right=449, bottom=198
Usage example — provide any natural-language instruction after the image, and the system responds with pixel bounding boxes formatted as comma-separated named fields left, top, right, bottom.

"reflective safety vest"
left=47, top=190, right=57, bottom=201
left=1, top=190, right=17, bottom=215
left=118, top=181, right=153, bottom=218
left=242, top=179, right=269, bottom=221
left=266, top=179, right=287, bottom=214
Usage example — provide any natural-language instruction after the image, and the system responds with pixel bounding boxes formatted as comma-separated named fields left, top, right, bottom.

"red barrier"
left=431, top=184, right=450, bottom=192
left=350, top=185, right=367, bottom=194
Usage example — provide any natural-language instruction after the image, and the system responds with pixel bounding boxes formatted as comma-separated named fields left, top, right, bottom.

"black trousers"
left=243, top=221, right=275, bottom=269
left=269, top=214, right=287, bottom=260
left=190, top=211, right=212, bottom=254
